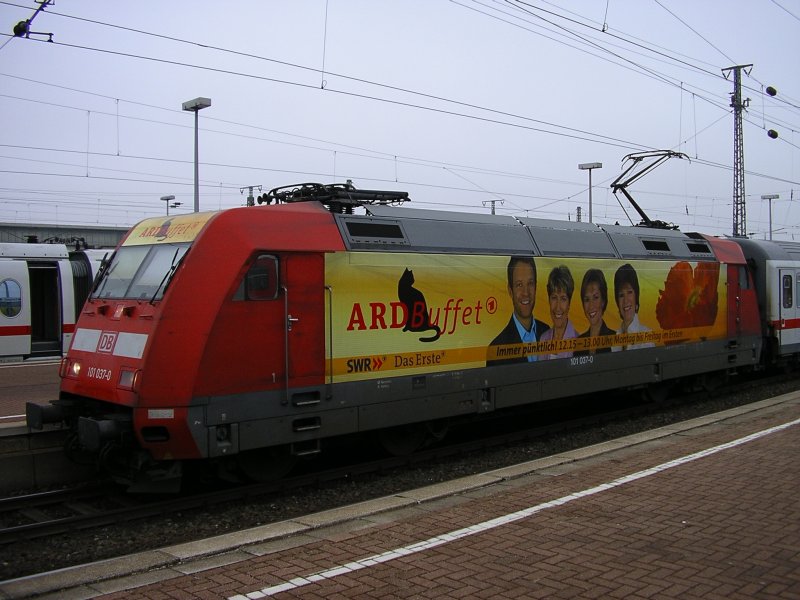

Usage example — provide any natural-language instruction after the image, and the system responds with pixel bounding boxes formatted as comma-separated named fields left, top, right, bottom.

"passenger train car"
left=733, top=238, right=800, bottom=361
left=1, top=243, right=106, bottom=362
left=25, top=183, right=799, bottom=491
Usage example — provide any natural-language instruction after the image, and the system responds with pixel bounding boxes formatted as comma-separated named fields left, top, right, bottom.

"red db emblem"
left=97, top=331, right=118, bottom=354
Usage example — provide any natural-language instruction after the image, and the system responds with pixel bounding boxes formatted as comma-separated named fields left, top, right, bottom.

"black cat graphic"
left=398, top=268, right=441, bottom=342
left=155, top=218, right=173, bottom=241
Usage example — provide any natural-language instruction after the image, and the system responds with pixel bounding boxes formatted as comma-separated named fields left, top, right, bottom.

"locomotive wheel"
left=377, top=423, right=429, bottom=456
left=698, top=371, right=728, bottom=393
left=641, top=382, right=671, bottom=404
left=237, top=445, right=298, bottom=482
left=426, top=419, right=450, bottom=442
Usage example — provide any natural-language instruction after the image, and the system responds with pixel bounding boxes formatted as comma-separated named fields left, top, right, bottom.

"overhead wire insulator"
left=13, top=20, right=30, bottom=37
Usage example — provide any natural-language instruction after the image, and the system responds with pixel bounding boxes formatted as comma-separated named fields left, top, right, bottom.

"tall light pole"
left=578, top=162, right=602, bottom=224
left=761, top=194, right=778, bottom=240
left=182, top=97, right=211, bottom=213
left=160, top=195, right=175, bottom=215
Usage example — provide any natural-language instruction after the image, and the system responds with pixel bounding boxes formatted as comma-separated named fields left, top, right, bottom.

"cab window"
left=92, top=243, right=189, bottom=300
left=235, top=254, right=279, bottom=301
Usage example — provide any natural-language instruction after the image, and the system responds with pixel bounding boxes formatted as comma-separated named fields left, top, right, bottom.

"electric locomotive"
left=27, top=182, right=772, bottom=491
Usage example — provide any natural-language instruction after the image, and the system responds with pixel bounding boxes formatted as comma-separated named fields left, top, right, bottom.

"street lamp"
left=160, top=195, right=175, bottom=215
left=578, top=162, right=602, bottom=224
left=182, top=97, right=211, bottom=213
left=761, top=194, right=778, bottom=240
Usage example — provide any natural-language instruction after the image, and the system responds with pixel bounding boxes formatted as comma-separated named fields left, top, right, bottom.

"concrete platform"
left=1, top=391, right=798, bottom=599
left=0, top=360, right=60, bottom=426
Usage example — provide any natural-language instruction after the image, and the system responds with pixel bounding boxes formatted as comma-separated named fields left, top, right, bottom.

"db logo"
left=97, top=331, right=118, bottom=354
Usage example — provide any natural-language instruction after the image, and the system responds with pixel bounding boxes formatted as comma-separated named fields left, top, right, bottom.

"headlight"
left=60, top=358, right=82, bottom=379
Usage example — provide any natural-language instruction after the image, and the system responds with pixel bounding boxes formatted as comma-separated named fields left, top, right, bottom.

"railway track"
left=0, top=483, right=125, bottom=543
left=0, top=425, right=98, bottom=494
left=3, top=369, right=795, bottom=548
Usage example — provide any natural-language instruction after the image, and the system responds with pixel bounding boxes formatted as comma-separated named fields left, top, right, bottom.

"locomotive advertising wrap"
left=325, top=252, right=727, bottom=382
left=122, top=212, right=216, bottom=246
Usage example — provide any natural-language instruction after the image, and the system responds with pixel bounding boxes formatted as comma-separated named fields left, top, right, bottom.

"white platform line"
left=230, top=417, right=800, bottom=600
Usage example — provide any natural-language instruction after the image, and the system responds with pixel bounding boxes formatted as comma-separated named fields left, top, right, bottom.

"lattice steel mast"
left=723, top=64, right=752, bottom=238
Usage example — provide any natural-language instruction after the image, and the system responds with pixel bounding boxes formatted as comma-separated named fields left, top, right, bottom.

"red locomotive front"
left=28, top=201, right=344, bottom=490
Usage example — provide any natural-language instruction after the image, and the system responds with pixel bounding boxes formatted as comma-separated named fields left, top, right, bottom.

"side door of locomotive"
left=0, top=261, right=31, bottom=358
left=282, top=253, right=325, bottom=394
left=777, top=268, right=800, bottom=352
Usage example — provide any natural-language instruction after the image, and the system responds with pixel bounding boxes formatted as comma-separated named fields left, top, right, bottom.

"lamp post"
left=160, top=195, right=176, bottom=215
left=182, top=97, right=211, bottom=213
left=761, top=194, right=778, bottom=240
left=578, top=162, right=602, bottom=224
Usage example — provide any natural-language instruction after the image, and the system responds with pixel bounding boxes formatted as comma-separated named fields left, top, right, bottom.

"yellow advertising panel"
left=325, top=252, right=727, bottom=382
left=123, top=212, right=216, bottom=246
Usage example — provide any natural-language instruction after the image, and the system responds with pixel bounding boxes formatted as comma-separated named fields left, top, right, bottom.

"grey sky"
left=1, top=1, right=798, bottom=239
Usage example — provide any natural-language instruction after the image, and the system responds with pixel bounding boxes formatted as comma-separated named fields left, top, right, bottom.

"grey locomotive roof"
left=517, top=216, right=616, bottom=258
left=334, top=205, right=716, bottom=261
left=367, top=204, right=518, bottom=226
left=341, top=205, right=533, bottom=255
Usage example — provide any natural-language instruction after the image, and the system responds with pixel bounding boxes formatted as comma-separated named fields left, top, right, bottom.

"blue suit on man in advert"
left=487, top=256, right=549, bottom=366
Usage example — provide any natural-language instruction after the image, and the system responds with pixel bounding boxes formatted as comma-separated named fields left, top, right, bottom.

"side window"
left=0, top=279, right=22, bottom=318
left=245, top=255, right=279, bottom=301
left=783, top=274, right=793, bottom=309
left=797, top=273, right=800, bottom=308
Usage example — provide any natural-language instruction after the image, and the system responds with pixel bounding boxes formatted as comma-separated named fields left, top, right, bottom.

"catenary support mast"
left=723, top=64, right=752, bottom=238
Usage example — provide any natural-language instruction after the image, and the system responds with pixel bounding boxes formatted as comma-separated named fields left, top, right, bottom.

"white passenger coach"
left=0, top=243, right=106, bottom=362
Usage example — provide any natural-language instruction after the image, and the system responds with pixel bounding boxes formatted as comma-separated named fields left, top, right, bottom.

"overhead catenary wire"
left=472, top=0, right=800, bottom=123
left=3, top=0, right=798, bottom=134
left=1, top=70, right=796, bottom=190
left=0, top=1, right=796, bottom=237
left=4, top=0, right=798, bottom=130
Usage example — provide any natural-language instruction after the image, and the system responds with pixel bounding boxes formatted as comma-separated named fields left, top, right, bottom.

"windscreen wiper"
left=149, top=248, right=183, bottom=305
